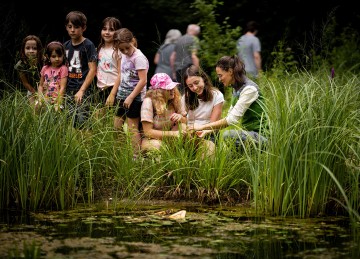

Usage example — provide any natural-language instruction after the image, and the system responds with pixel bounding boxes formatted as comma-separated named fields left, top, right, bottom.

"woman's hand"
left=187, top=123, right=202, bottom=132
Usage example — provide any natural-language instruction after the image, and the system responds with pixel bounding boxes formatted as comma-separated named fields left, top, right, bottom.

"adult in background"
left=188, top=55, right=266, bottom=147
left=170, top=24, right=200, bottom=94
left=154, top=29, right=182, bottom=80
left=236, top=21, right=262, bottom=79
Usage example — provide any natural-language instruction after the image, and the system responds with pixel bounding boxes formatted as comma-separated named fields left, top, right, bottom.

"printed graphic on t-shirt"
left=67, top=50, right=82, bottom=79
left=44, top=69, right=60, bottom=97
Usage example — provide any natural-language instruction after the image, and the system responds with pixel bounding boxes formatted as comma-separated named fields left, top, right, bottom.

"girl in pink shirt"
left=37, top=41, right=68, bottom=111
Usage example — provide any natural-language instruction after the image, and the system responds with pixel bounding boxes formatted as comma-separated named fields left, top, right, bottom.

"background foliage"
left=0, top=0, right=359, bottom=94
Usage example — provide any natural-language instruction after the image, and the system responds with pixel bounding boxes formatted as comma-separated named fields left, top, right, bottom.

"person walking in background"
left=111, top=28, right=149, bottom=158
left=14, top=35, right=44, bottom=105
left=170, top=24, right=200, bottom=94
left=153, top=29, right=182, bottom=80
left=63, top=11, right=97, bottom=129
left=140, top=73, right=187, bottom=154
left=236, top=21, right=262, bottom=79
left=188, top=55, right=266, bottom=147
left=182, top=65, right=224, bottom=158
left=37, top=41, right=68, bottom=112
left=95, top=17, right=122, bottom=118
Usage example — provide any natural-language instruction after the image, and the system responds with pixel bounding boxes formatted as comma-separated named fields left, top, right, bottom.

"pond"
left=1, top=200, right=359, bottom=258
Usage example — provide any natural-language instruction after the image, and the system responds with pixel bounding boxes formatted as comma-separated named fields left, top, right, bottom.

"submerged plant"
left=8, top=240, right=41, bottom=259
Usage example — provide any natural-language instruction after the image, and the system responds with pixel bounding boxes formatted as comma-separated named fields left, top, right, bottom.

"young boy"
left=64, top=11, right=97, bottom=129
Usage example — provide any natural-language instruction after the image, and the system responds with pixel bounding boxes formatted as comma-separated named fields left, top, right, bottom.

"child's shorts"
left=115, top=99, right=142, bottom=118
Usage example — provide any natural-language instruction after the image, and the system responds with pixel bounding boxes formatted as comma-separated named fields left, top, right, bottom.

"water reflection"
left=0, top=203, right=359, bottom=258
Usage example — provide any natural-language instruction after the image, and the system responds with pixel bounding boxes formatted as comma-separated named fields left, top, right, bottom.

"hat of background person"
left=164, top=29, right=182, bottom=44
left=150, top=73, right=179, bottom=90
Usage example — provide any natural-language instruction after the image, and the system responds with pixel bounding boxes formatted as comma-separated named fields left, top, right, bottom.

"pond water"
left=0, top=200, right=359, bottom=258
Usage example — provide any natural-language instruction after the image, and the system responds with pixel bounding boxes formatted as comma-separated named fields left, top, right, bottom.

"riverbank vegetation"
left=1, top=64, right=359, bottom=222
left=0, top=0, right=359, bottom=223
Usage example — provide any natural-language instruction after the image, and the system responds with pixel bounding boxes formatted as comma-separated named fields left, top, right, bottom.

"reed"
left=0, top=68, right=359, bottom=220
left=256, top=69, right=360, bottom=218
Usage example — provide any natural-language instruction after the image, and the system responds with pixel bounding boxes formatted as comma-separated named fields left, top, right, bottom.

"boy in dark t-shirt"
left=64, top=11, right=97, bottom=129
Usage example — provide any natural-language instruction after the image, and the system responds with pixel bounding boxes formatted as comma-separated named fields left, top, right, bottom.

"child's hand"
left=54, top=104, right=64, bottom=112
left=105, top=95, right=115, bottom=107
left=195, top=131, right=204, bottom=138
left=196, top=129, right=212, bottom=138
left=35, top=100, right=40, bottom=108
left=124, top=96, right=134, bottom=109
left=74, top=90, right=84, bottom=104
left=34, top=99, right=43, bottom=113
left=170, top=113, right=183, bottom=123
left=178, top=123, right=188, bottom=137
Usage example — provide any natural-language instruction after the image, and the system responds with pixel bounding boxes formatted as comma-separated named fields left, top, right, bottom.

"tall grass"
left=0, top=71, right=359, bottom=221
left=0, top=92, right=93, bottom=210
left=256, top=69, right=360, bottom=219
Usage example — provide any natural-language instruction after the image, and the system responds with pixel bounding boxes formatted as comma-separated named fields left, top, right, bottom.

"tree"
left=192, top=0, right=241, bottom=79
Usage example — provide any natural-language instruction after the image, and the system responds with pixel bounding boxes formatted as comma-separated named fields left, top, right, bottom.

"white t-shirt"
left=182, top=89, right=224, bottom=126
left=97, top=46, right=121, bottom=90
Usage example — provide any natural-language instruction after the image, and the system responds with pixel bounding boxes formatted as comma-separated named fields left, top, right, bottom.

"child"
left=37, top=41, right=68, bottom=111
left=14, top=35, right=44, bottom=104
left=111, top=28, right=149, bottom=157
left=141, top=73, right=187, bottom=153
left=95, top=17, right=122, bottom=116
left=63, top=11, right=97, bottom=128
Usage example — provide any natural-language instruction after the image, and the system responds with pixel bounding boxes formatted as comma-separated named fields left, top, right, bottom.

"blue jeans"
left=222, top=129, right=267, bottom=146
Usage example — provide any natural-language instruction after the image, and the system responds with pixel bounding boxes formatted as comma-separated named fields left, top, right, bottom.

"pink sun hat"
left=150, top=73, right=179, bottom=90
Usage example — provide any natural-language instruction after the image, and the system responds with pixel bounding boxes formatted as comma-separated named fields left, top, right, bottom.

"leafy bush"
left=191, top=0, right=240, bottom=78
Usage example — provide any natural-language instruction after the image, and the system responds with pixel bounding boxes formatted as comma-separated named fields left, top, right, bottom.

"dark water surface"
left=1, top=201, right=359, bottom=258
